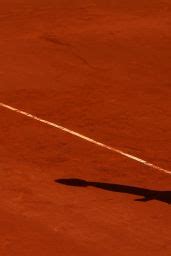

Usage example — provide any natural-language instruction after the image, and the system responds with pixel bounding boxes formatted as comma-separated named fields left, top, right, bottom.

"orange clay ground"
left=0, top=1, right=171, bottom=255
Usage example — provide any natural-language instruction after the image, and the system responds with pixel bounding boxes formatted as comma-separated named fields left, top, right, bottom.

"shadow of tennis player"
left=55, top=178, right=171, bottom=204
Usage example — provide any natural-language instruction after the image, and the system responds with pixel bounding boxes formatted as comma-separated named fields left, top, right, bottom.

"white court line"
left=0, top=102, right=171, bottom=175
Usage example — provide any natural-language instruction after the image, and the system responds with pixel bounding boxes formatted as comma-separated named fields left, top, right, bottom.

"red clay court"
left=0, top=1, right=171, bottom=255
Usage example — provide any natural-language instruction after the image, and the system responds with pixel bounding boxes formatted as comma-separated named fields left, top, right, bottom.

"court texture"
left=0, top=1, right=171, bottom=255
